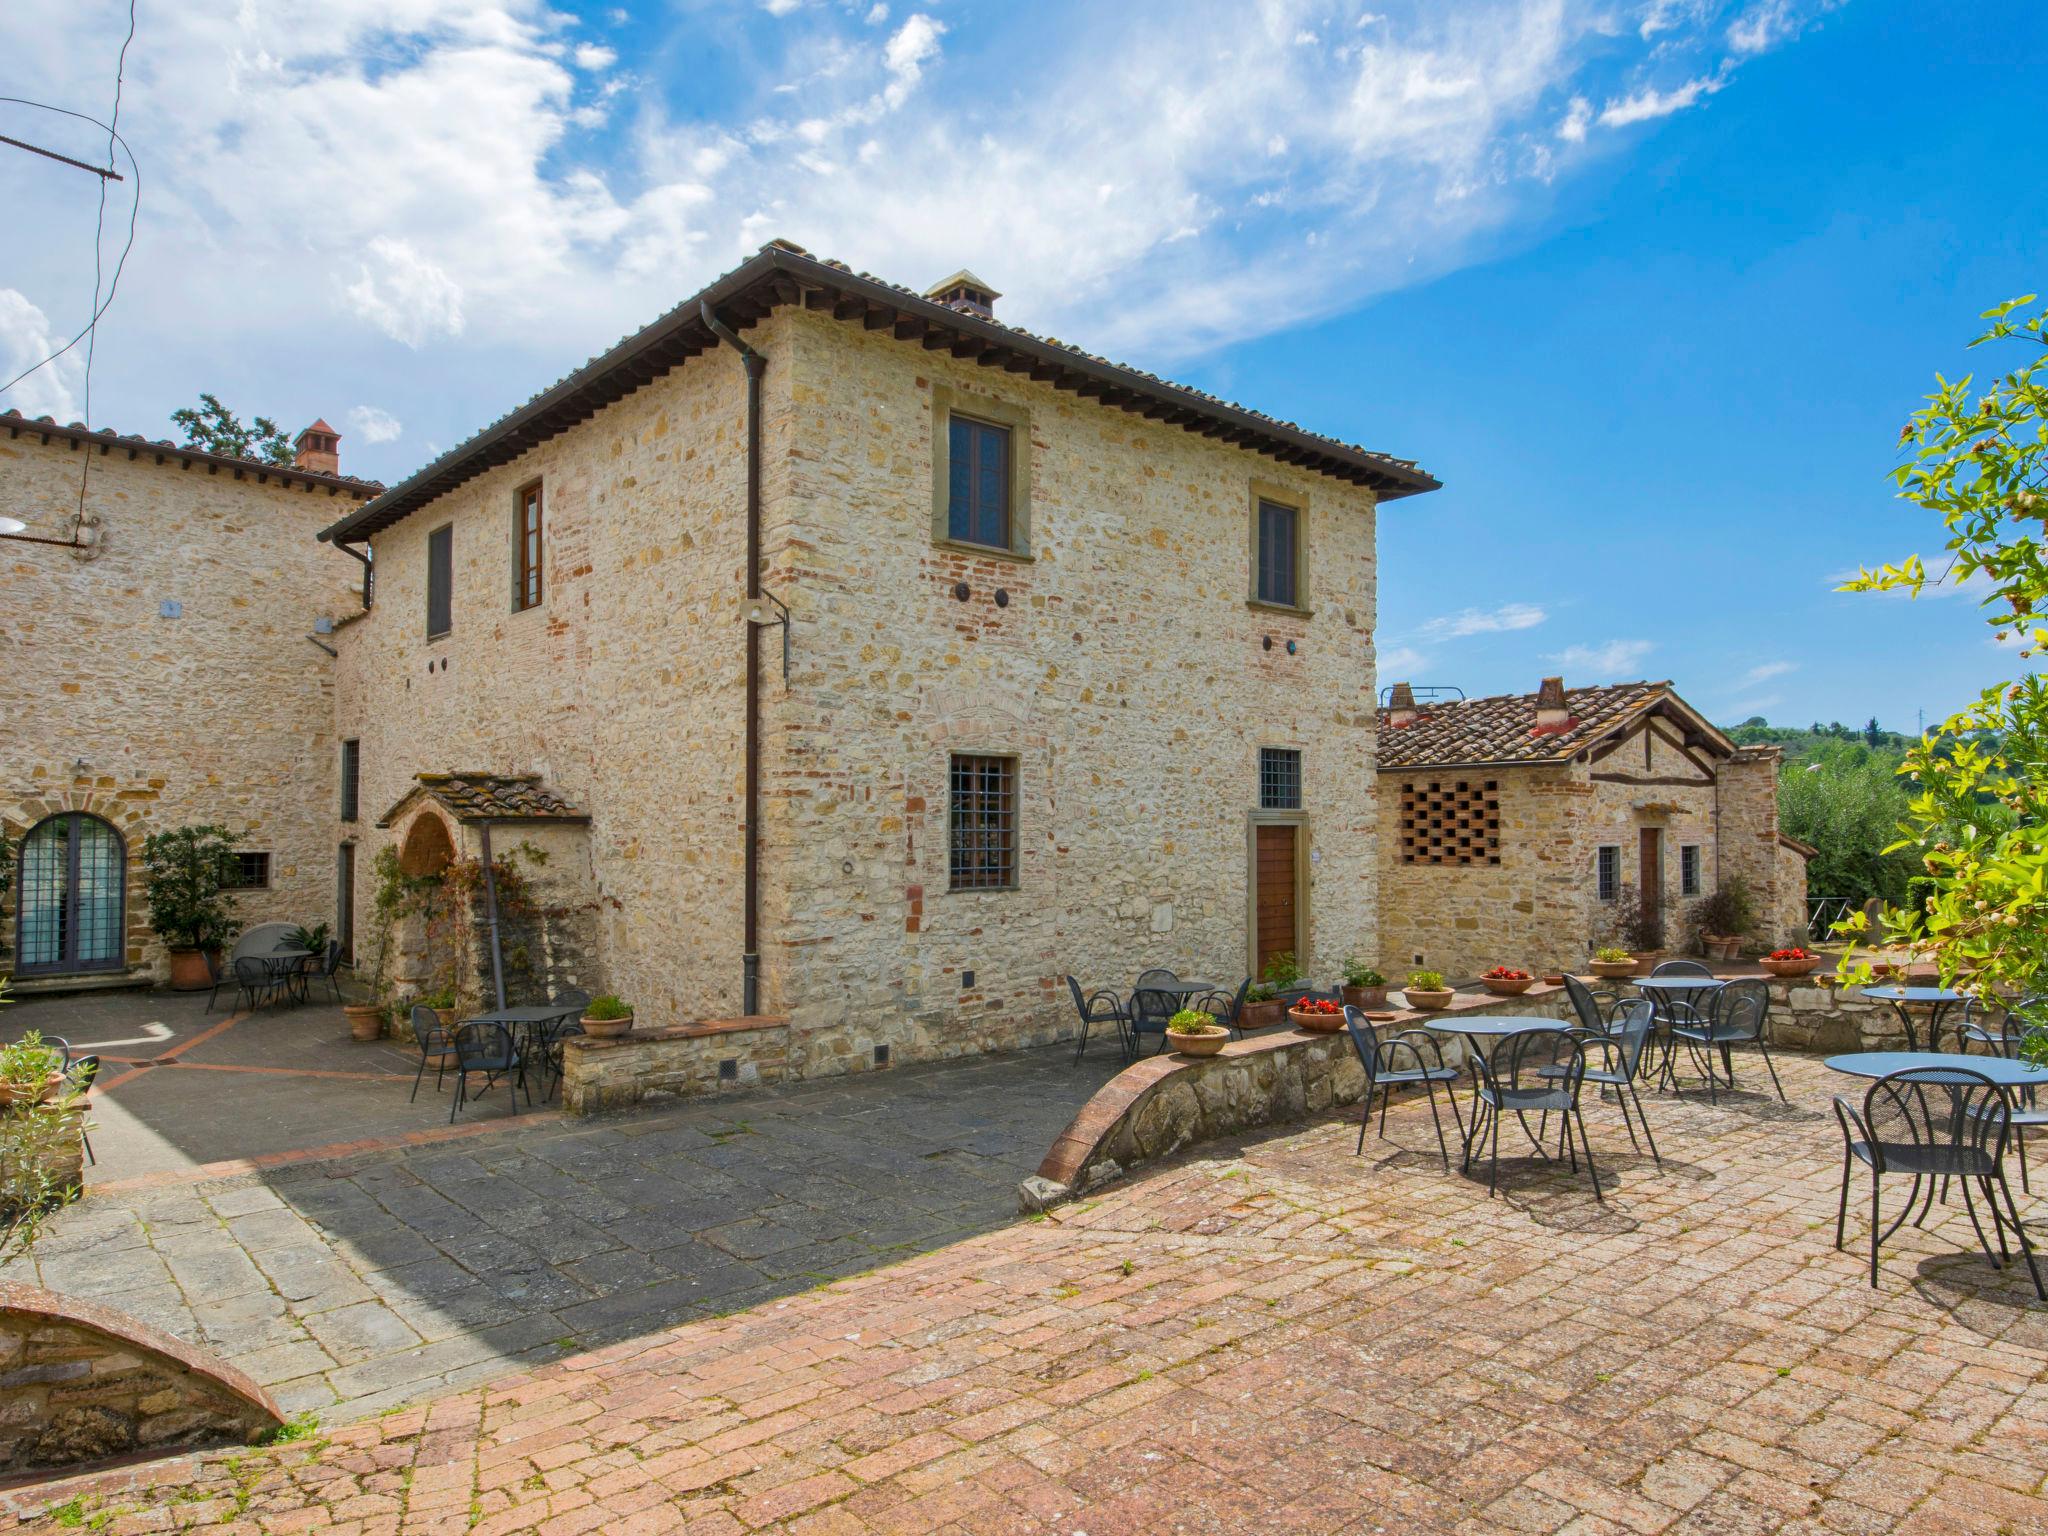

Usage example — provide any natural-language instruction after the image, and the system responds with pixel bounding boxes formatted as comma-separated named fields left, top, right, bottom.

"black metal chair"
left=1832, top=1064, right=2043, bottom=1297
left=449, top=1022, right=528, bottom=1122
left=408, top=1003, right=458, bottom=1103
left=1670, top=978, right=1784, bottom=1102
left=202, top=948, right=233, bottom=1011
left=1558, top=1000, right=1661, bottom=1166
left=1651, top=959, right=1715, bottom=978
left=1190, top=979, right=1250, bottom=1041
left=66, top=1056, right=98, bottom=1165
left=307, top=940, right=346, bottom=1004
left=1956, top=1006, right=2048, bottom=1194
left=1128, top=986, right=1179, bottom=1057
left=1342, top=1005, right=1464, bottom=1165
left=1464, top=1026, right=1599, bottom=1201
left=1562, top=974, right=1627, bottom=1033
left=533, top=989, right=590, bottom=1101
left=232, top=955, right=282, bottom=1012
left=1067, top=976, right=1132, bottom=1064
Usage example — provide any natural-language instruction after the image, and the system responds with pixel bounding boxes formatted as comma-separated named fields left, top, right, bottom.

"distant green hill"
left=1725, top=717, right=1915, bottom=756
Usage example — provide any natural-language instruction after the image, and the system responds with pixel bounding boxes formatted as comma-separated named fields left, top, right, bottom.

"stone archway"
left=399, top=812, right=456, bottom=879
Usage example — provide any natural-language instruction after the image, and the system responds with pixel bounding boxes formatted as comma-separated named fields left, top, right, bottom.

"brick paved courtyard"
left=10, top=1051, right=2045, bottom=1534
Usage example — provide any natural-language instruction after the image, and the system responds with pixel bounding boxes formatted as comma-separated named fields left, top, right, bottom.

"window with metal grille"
left=1597, top=845, right=1621, bottom=902
left=1680, top=844, right=1701, bottom=896
left=948, top=754, right=1017, bottom=890
left=1258, top=748, right=1302, bottom=810
left=1398, top=780, right=1501, bottom=866
left=947, top=417, right=1010, bottom=548
left=514, top=480, right=544, bottom=611
left=1255, top=498, right=1298, bottom=607
left=340, top=740, right=360, bottom=823
left=426, top=524, right=453, bottom=638
left=221, top=851, right=271, bottom=891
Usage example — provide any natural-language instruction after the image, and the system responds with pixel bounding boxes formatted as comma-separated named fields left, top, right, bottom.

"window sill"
left=511, top=601, right=545, bottom=617
left=945, top=884, right=1020, bottom=895
left=1246, top=598, right=1314, bottom=620
left=934, top=537, right=1033, bottom=565
left=426, top=631, right=452, bottom=643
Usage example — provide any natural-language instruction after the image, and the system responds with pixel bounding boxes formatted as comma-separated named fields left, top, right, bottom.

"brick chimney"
left=293, top=419, right=340, bottom=476
left=1386, top=681, right=1418, bottom=728
left=923, top=269, right=1000, bottom=320
left=1532, top=675, right=1574, bottom=735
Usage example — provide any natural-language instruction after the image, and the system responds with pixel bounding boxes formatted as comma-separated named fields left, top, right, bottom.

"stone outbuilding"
left=1375, top=677, right=1811, bottom=981
left=0, top=411, right=378, bottom=989
left=320, top=240, right=1440, bottom=1076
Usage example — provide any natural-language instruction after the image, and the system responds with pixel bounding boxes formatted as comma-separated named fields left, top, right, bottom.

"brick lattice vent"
left=1399, top=779, right=1501, bottom=866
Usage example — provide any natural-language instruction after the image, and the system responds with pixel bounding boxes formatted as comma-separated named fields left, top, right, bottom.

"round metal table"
left=1632, top=976, right=1728, bottom=1089
left=1422, top=1014, right=1572, bottom=1157
left=1858, top=988, right=1969, bottom=1053
left=1823, top=1050, right=2048, bottom=1088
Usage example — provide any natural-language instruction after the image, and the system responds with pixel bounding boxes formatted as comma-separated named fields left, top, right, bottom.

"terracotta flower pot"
left=1169, top=1027, right=1229, bottom=1057
left=0, top=1073, right=66, bottom=1109
left=1629, top=951, right=1663, bottom=977
left=1482, top=977, right=1533, bottom=996
left=167, top=948, right=211, bottom=992
left=1340, top=985, right=1389, bottom=1011
left=1541, top=974, right=1568, bottom=987
left=344, top=1004, right=384, bottom=1042
left=582, top=1010, right=635, bottom=1040
left=1589, top=960, right=1636, bottom=980
left=1288, top=1007, right=1345, bottom=1033
left=1703, top=936, right=1741, bottom=962
left=1240, top=998, right=1286, bottom=1030
left=1760, top=957, right=1821, bottom=978
left=1403, top=988, right=1455, bottom=1012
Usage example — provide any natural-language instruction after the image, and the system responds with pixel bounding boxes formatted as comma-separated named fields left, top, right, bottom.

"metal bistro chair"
left=232, top=955, right=284, bottom=1012
left=1563, top=974, right=1629, bottom=1034
left=1650, top=959, right=1715, bottom=978
left=1190, top=979, right=1250, bottom=1041
left=1832, top=1064, right=2044, bottom=1298
left=66, top=1056, right=99, bottom=1165
left=1670, top=978, right=1785, bottom=1103
left=1557, top=1000, right=1661, bottom=1166
left=408, top=1003, right=459, bottom=1102
left=1465, top=1025, right=1600, bottom=1201
left=1956, top=999, right=2048, bottom=1194
left=1128, top=969, right=1181, bottom=1057
left=537, top=989, right=590, bottom=1101
left=1342, top=1005, right=1464, bottom=1165
left=307, top=940, right=347, bottom=1005
left=1067, top=976, right=1133, bottom=1065
left=448, top=1022, right=529, bottom=1123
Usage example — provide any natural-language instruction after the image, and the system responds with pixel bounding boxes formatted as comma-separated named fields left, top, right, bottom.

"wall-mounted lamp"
left=744, top=590, right=791, bottom=684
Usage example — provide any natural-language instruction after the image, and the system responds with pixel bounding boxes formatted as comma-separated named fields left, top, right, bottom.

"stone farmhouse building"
left=1375, top=677, right=1812, bottom=982
left=320, top=241, right=1440, bottom=1077
left=0, top=410, right=378, bottom=989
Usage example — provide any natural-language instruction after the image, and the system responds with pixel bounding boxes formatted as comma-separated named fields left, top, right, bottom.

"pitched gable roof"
left=3, top=410, right=383, bottom=497
left=321, top=240, right=1439, bottom=546
left=1376, top=681, right=1735, bottom=770
left=375, top=772, right=589, bottom=828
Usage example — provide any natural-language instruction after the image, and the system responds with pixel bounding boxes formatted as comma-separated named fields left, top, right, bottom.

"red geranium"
left=1291, top=997, right=1342, bottom=1015
left=1768, top=947, right=1813, bottom=961
left=1483, top=966, right=1532, bottom=981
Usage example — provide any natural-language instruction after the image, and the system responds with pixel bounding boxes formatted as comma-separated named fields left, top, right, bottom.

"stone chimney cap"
left=924, top=269, right=1001, bottom=319
left=296, top=419, right=339, bottom=444
left=1388, top=682, right=1417, bottom=711
left=293, top=419, right=341, bottom=476
left=1536, top=676, right=1566, bottom=711
left=1532, top=674, right=1576, bottom=736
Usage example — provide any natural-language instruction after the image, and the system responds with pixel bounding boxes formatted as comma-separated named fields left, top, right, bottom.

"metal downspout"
left=700, top=301, right=767, bottom=1018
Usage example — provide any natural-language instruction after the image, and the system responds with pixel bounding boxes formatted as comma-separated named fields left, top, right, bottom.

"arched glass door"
left=15, top=813, right=126, bottom=975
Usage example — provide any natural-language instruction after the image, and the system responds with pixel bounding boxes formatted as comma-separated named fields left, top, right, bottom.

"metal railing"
left=1806, top=896, right=1856, bottom=943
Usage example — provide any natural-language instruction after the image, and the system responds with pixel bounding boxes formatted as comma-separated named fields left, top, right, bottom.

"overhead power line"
left=0, top=131, right=125, bottom=180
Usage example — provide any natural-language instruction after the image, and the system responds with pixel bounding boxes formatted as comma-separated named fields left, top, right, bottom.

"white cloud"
left=573, top=43, right=616, bottom=71
left=881, top=14, right=945, bottom=109
left=864, top=2, right=889, bottom=21
left=1735, top=660, right=1796, bottom=686
left=1727, top=0, right=1809, bottom=55
left=346, top=404, right=403, bottom=444
left=1545, top=639, right=1655, bottom=675
left=0, top=289, right=80, bottom=421
left=1379, top=644, right=1428, bottom=676
left=1557, top=95, right=1592, bottom=142
left=346, top=239, right=467, bottom=348
left=1598, top=71, right=1726, bottom=129
left=1417, top=602, right=1548, bottom=640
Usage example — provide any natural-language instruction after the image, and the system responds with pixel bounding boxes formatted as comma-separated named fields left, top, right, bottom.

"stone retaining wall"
left=0, top=1282, right=281, bottom=1477
left=1023, top=969, right=1909, bottom=1209
left=560, top=1016, right=791, bottom=1115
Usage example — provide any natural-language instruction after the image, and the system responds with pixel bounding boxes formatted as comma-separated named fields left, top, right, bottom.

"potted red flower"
left=1287, top=996, right=1345, bottom=1033
left=1760, top=946, right=1822, bottom=978
left=1481, top=966, right=1534, bottom=997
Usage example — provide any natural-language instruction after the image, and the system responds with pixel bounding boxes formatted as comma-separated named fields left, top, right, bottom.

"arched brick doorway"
left=15, top=812, right=127, bottom=976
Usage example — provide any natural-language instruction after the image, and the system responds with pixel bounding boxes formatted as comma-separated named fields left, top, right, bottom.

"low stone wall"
left=0, top=1282, right=281, bottom=1477
left=560, top=1016, right=791, bottom=1115
left=1022, top=969, right=1910, bottom=1209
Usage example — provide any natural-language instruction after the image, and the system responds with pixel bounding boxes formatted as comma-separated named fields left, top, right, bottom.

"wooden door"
left=337, top=843, right=356, bottom=965
left=1638, top=827, right=1663, bottom=938
left=1255, top=824, right=1299, bottom=976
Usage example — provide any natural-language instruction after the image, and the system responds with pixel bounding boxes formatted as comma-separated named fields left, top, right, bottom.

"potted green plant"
left=140, top=824, right=244, bottom=990
left=1690, top=878, right=1755, bottom=962
left=1402, top=970, right=1454, bottom=1011
left=1589, top=946, right=1637, bottom=980
left=1165, top=1008, right=1229, bottom=1056
left=0, top=1031, right=65, bottom=1109
left=1339, top=958, right=1388, bottom=1011
left=0, top=1003, right=86, bottom=1256
left=582, top=993, right=635, bottom=1039
left=1613, top=885, right=1666, bottom=974
left=344, top=1002, right=384, bottom=1042
left=1242, top=952, right=1303, bottom=1030
left=1481, top=966, right=1534, bottom=996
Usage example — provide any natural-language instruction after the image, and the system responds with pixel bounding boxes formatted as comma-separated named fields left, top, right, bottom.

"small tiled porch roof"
left=375, top=773, right=590, bottom=828
left=1377, top=681, right=1734, bottom=771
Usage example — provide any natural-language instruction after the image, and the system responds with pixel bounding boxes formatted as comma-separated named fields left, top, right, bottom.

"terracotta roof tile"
left=376, top=772, right=588, bottom=827
left=1, top=408, right=383, bottom=494
left=1377, top=682, right=1671, bottom=770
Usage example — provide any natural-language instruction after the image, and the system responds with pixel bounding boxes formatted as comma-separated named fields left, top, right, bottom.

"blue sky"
left=4, top=0, right=2043, bottom=730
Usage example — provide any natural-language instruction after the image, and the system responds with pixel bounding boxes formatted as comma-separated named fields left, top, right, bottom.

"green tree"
left=170, top=393, right=294, bottom=465
left=1777, top=740, right=1920, bottom=909
left=1843, top=294, right=2048, bottom=1055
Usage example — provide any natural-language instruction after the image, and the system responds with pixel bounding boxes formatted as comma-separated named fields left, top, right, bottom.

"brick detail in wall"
left=1398, top=779, right=1501, bottom=866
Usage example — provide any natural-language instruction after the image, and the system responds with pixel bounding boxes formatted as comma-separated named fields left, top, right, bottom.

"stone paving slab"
left=5, top=1029, right=1118, bottom=1423
left=8, top=1053, right=2046, bottom=1533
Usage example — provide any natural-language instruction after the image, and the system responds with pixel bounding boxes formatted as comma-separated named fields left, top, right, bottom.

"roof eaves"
left=3, top=409, right=384, bottom=497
